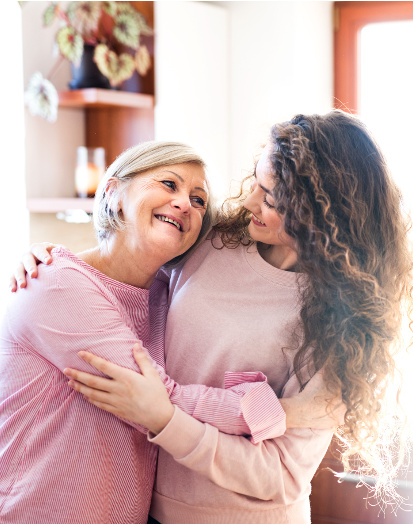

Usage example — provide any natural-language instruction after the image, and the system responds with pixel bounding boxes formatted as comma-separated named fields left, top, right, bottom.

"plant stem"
left=47, top=55, right=65, bottom=81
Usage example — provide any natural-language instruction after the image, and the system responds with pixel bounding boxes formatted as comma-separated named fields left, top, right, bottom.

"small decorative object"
left=75, top=146, right=105, bottom=198
left=24, top=72, right=59, bottom=122
left=24, top=1, right=152, bottom=121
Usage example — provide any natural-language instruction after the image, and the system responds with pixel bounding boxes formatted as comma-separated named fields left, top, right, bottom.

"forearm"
left=153, top=362, right=286, bottom=442
left=149, top=406, right=333, bottom=501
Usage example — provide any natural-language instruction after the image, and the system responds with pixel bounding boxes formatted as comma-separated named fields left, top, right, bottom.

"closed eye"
left=263, top=195, right=275, bottom=209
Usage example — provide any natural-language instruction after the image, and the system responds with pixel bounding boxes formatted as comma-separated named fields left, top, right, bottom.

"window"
left=334, top=0, right=413, bottom=426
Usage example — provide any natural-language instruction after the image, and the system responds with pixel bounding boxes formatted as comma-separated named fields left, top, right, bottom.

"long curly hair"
left=214, top=110, right=413, bottom=501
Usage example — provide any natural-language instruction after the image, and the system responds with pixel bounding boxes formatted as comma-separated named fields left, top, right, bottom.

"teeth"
left=156, top=215, right=182, bottom=231
left=253, top=214, right=265, bottom=225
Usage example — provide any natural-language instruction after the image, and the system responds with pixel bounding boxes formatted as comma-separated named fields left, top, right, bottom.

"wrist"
left=149, top=402, right=175, bottom=435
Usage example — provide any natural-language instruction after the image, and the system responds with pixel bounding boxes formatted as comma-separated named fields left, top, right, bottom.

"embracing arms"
left=6, top=252, right=288, bottom=440
left=10, top=243, right=345, bottom=435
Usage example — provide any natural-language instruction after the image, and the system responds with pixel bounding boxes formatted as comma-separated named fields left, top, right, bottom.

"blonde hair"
left=94, top=141, right=216, bottom=266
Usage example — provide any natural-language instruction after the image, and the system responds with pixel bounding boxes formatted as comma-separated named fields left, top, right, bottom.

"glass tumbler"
left=75, top=147, right=105, bottom=198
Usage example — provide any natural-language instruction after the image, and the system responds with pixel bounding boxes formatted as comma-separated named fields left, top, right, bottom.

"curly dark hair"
left=214, top=110, right=413, bottom=500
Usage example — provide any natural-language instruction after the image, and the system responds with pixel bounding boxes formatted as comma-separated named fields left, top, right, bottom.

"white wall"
left=22, top=1, right=84, bottom=199
left=154, top=1, right=230, bottom=199
left=0, top=0, right=28, bottom=314
left=228, top=1, right=334, bottom=185
left=155, top=1, right=334, bottom=197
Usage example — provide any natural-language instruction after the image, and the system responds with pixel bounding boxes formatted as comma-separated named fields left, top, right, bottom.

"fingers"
left=67, top=380, right=120, bottom=417
left=133, top=345, right=157, bottom=377
left=9, top=276, right=17, bottom=292
left=30, top=242, right=56, bottom=264
left=21, top=252, right=40, bottom=278
left=78, top=351, right=127, bottom=380
left=63, top=367, right=114, bottom=392
left=13, top=262, right=28, bottom=289
left=67, top=379, right=110, bottom=400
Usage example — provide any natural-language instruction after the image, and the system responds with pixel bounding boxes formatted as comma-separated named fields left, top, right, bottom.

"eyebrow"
left=253, top=171, right=271, bottom=195
left=259, top=183, right=271, bottom=195
left=162, top=170, right=208, bottom=195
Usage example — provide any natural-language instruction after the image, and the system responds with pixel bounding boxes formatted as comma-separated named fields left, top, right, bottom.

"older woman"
left=2, top=141, right=318, bottom=524
left=29, top=111, right=411, bottom=523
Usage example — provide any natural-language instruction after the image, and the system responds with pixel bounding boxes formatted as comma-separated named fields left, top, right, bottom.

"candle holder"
left=75, top=147, right=105, bottom=198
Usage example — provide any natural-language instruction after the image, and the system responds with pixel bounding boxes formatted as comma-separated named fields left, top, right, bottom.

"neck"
left=258, top=243, right=297, bottom=271
left=78, top=236, right=164, bottom=289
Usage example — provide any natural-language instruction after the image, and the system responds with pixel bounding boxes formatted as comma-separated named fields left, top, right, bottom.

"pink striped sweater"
left=0, top=249, right=285, bottom=524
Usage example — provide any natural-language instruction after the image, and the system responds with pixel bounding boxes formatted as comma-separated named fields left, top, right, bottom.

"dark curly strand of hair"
left=214, top=110, right=413, bottom=502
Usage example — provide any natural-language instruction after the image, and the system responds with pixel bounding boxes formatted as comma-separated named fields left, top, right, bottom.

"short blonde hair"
left=93, top=141, right=216, bottom=267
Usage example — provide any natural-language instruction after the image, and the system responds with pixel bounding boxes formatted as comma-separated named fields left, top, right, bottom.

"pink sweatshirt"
left=0, top=249, right=285, bottom=524
left=149, top=238, right=334, bottom=523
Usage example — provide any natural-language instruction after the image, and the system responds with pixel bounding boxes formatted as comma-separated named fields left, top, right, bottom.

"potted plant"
left=25, top=1, right=153, bottom=122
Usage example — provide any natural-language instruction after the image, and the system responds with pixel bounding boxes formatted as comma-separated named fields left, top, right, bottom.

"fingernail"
left=68, top=380, right=74, bottom=388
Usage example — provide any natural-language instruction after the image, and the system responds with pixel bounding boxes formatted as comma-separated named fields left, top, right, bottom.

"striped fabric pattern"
left=0, top=249, right=285, bottom=524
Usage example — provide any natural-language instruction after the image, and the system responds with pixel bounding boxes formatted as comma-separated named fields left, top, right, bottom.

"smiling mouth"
left=252, top=213, right=265, bottom=226
left=155, top=215, right=183, bottom=231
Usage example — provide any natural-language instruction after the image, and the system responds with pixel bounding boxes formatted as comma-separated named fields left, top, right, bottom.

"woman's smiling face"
left=243, top=144, right=296, bottom=269
left=116, top=162, right=208, bottom=263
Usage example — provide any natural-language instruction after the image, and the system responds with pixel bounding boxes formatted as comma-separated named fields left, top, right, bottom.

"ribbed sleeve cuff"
left=224, top=371, right=286, bottom=444
left=240, top=381, right=286, bottom=444
left=148, top=406, right=207, bottom=459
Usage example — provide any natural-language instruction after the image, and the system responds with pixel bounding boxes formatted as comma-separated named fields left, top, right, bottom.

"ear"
left=105, top=178, right=122, bottom=212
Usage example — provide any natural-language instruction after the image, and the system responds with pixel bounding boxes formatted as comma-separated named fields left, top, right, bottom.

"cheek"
left=263, top=210, right=282, bottom=230
left=189, top=212, right=205, bottom=241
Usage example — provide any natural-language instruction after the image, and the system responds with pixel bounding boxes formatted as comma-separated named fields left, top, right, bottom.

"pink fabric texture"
left=0, top=248, right=285, bottom=524
left=149, top=238, right=334, bottom=524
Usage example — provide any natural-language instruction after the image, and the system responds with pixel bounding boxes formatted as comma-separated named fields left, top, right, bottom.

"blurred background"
left=2, top=2, right=413, bottom=522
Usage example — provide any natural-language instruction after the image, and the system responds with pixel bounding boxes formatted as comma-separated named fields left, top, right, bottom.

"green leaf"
left=56, top=26, right=84, bottom=65
left=94, top=44, right=135, bottom=86
left=102, top=1, right=117, bottom=18
left=43, top=3, right=58, bottom=27
left=113, top=12, right=140, bottom=49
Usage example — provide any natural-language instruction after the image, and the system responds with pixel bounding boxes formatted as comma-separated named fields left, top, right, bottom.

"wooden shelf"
left=58, top=89, right=154, bottom=109
left=27, top=198, right=95, bottom=213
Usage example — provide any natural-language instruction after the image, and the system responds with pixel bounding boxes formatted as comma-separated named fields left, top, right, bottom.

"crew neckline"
left=243, top=243, right=302, bottom=288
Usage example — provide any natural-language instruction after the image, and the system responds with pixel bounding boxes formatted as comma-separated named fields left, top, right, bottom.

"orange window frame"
left=334, top=1, right=413, bottom=113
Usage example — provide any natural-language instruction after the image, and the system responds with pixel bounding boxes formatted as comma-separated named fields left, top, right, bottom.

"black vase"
left=69, top=44, right=111, bottom=90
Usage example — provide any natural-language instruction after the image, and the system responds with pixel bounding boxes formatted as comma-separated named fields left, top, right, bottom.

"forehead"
left=256, top=144, right=274, bottom=181
left=147, top=162, right=206, bottom=182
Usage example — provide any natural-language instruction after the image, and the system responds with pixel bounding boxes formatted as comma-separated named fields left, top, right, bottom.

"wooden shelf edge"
left=58, top=89, right=154, bottom=109
left=27, top=198, right=95, bottom=213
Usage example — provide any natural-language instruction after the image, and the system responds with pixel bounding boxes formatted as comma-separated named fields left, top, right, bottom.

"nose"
left=172, top=192, right=191, bottom=214
left=244, top=185, right=259, bottom=211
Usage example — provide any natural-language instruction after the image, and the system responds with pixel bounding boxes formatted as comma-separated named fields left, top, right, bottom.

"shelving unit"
left=27, top=88, right=155, bottom=214
left=58, top=88, right=154, bottom=109
left=27, top=197, right=95, bottom=213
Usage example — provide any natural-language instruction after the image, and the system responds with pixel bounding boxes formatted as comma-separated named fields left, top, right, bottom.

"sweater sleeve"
left=6, top=259, right=285, bottom=441
left=148, top=369, right=334, bottom=502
